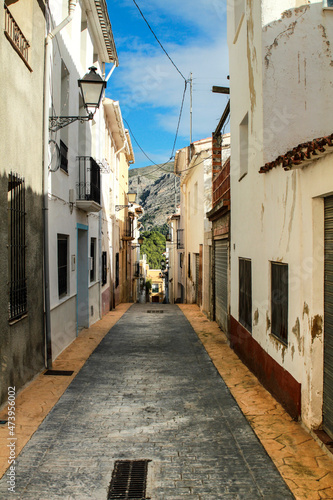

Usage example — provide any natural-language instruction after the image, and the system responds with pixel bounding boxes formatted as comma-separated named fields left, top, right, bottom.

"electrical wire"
left=131, top=0, right=187, bottom=82
left=170, top=81, right=187, bottom=159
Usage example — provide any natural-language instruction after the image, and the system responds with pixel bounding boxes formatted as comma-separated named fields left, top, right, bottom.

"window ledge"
left=270, top=332, right=288, bottom=348
left=9, top=313, right=28, bottom=326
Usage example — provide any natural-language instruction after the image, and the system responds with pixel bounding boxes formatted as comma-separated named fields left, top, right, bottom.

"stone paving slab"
left=179, top=304, right=333, bottom=500
left=0, top=304, right=293, bottom=499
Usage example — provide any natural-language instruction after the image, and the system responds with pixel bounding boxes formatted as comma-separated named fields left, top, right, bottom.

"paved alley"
left=0, top=304, right=293, bottom=499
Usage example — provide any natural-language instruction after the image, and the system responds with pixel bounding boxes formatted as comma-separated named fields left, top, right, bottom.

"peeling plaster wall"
left=228, top=0, right=333, bottom=427
left=262, top=3, right=333, bottom=163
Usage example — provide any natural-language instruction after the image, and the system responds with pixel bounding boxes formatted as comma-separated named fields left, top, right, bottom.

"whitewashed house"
left=228, top=0, right=333, bottom=430
left=45, top=0, right=118, bottom=360
left=174, top=138, right=213, bottom=313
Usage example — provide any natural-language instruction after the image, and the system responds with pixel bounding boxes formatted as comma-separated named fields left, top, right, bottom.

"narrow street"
left=0, top=304, right=293, bottom=499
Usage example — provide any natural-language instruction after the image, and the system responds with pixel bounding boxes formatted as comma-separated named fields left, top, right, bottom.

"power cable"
left=131, top=0, right=187, bottom=82
left=170, top=81, right=187, bottom=159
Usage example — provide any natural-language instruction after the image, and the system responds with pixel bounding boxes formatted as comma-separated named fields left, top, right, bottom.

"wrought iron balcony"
left=122, top=216, right=134, bottom=241
left=76, top=156, right=101, bottom=212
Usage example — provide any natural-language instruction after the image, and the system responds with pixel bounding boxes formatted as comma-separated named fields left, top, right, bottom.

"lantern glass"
left=78, top=67, right=106, bottom=115
left=127, top=192, right=137, bottom=204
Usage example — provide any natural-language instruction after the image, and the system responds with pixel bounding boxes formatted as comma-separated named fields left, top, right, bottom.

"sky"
left=105, top=0, right=229, bottom=170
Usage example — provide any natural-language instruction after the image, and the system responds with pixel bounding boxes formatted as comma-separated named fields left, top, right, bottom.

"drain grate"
left=108, top=460, right=151, bottom=499
left=146, top=310, right=164, bottom=314
left=44, top=370, right=74, bottom=376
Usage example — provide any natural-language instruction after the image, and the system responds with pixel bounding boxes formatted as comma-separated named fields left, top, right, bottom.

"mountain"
left=129, top=163, right=181, bottom=231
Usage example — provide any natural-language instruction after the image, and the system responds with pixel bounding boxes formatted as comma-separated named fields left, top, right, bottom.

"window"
left=239, top=258, right=252, bottom=333
left=90, top=238, right=96, bottom=282
left=102, top=251, right=107, bottom=285
left=8, top=173, right=27, bottom=320
left=115, top=252, right=119, bottom=288
left=60, top=140, right=68, bottom=173
left=324, top=0, right=333, bottom=8
left=188, top=253, right=191, bottom=279
left=58, top=235, right=68, bottom=298
left=177, top=229, right=184, bottom=249
left=271, top=262, right=288, bottom=344
left=239, top=112, right=248, bottom=180
left=152, top=284, right=159, bottom=293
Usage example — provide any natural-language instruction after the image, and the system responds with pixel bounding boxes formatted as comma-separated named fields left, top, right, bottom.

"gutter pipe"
left=43, top=0, right=77, bottom=368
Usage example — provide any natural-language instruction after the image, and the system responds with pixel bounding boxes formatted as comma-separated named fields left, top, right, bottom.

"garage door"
left=215, top=240, right=228, bottom=333
left=324, top=196, right=333, bottom=438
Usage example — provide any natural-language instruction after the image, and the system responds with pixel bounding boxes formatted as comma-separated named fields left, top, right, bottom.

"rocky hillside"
left=129, top=163, right=180, bottom=231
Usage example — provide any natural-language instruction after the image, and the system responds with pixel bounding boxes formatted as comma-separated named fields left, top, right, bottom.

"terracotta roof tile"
left=259, top=134, right=333, bottom=173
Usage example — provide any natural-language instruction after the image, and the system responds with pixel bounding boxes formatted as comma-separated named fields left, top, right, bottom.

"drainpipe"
left=43, top=0, right=77, bottom=368
left=105, top=62, right=116, bottom=82
left=115, top=141, right=127, bottom=156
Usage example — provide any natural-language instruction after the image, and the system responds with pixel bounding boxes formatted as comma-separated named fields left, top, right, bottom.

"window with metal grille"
left=239, top=258, right=252, bottom=333
left=8, top=173, right=27, bottom=321
left=60, top=140, right=68, bottom=173
left=102, top=251, right=107, bottom=285
left=57, top=235, right=68, bottom=298
left=271, top=262, right=288, bottom=344
left=115, top=252, right=119, bottom=288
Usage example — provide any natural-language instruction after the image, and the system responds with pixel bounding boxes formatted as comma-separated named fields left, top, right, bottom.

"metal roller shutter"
left=215, top=240, right=228, bottom=333
left=324, top=196, right=333, bottom=438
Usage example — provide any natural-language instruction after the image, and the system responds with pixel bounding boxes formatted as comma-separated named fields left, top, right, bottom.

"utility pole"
left=190, top=72, right=193, bottom=145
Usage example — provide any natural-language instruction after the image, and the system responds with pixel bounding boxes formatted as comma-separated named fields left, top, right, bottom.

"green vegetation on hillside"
left=140, top=230, right=166, bottom=269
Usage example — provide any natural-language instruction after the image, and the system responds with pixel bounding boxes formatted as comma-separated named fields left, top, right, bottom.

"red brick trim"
left=230, top=315, right=301, bottom=419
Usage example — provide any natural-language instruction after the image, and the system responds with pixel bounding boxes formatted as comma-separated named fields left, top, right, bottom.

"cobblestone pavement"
left=0, top=304, right=293, bottom=499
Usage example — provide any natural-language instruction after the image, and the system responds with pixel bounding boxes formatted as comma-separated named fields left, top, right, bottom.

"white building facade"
left=174, top=138, right=213, bottom=313
left=228, top=0, right=333, bottom=429
left=45, top=0, right=119, bottom=360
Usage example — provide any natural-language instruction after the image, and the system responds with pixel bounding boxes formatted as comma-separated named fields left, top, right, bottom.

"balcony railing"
left=76, top=156, right=101, bottom=205
left=122, top=217, right=134, bottom=240
left=4, top=5, right=32, bottom=71
left=212, top=157, right=230, bottom=209
left=177, top=229, right=184, bottom=250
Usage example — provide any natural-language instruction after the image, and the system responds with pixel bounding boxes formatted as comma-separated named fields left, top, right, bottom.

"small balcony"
left=177, top=229, right=184, bottom=250
left=122, top=216, right=134, bottom=241
left=76, top=156, right=101, bottom=213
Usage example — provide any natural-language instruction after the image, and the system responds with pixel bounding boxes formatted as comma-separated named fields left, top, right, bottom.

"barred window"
left=239, top=258, right=252, bottom=333
left=102, top=251, right=107, bottom=285
left=8, top=173, right=27, bottom=320
left=271, top=262, right=288, bottom=344
left=58, top=234, right=68, bottom=298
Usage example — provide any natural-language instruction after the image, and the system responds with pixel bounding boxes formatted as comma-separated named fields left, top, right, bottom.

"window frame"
left=90, top=238, right=96, bottom=283
left=271, top=261, right=289, bottom=345
left=239, top=257, right=252, bottom=333
left=323, top=0, right=333, bottom=9
left=102, top=251, right=107, bottom=286
left=8, top=172, right=27, bottom=321
left=57, top=234, right=69, bottom=299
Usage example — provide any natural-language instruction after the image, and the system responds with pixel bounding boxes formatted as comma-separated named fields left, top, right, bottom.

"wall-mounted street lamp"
left=49, top=67, right=106, bottom=132
left=131, top=236, right=144, bottom=248
left=115, top=192, right=137, bottom=212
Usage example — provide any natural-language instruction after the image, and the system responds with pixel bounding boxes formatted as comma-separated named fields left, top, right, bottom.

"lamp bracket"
left=115, top=204, right=134, bottom=212
left=49, top=113, right=93, bottom=132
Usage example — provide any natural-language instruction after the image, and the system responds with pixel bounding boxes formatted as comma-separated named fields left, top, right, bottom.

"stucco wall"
left=228, top=0, right=333, bottom=427
left=0, top=0, right=45, bottom=405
